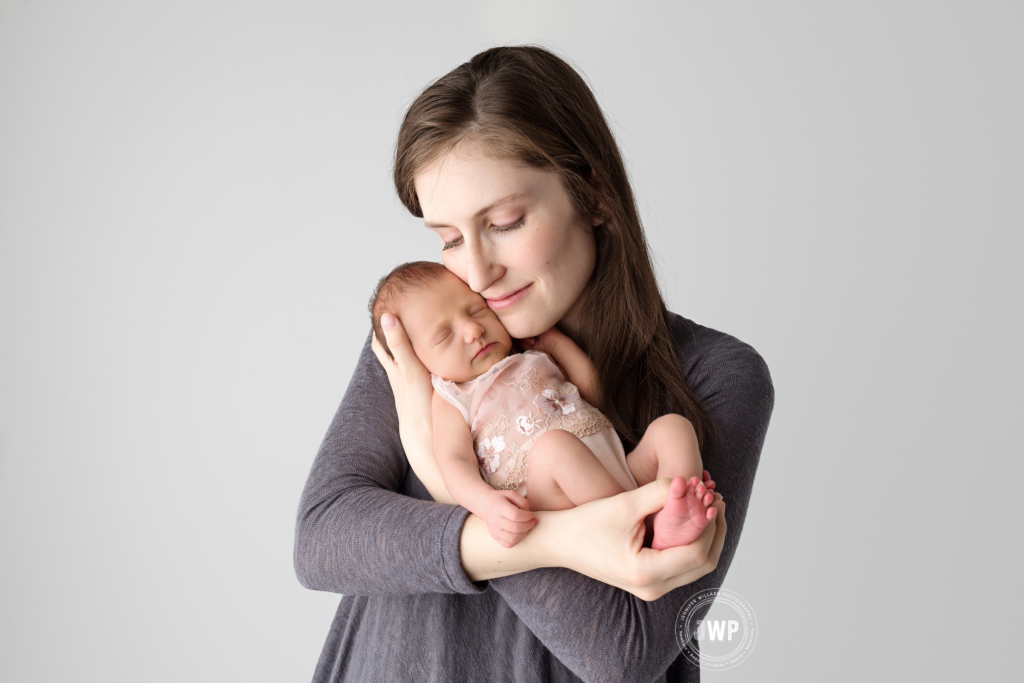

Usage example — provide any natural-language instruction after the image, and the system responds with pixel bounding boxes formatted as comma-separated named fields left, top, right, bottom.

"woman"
left=294, top=46, right=774, bottom=682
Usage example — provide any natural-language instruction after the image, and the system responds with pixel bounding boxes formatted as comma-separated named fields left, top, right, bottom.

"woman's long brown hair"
left=394, top=46, right=718, bottom=452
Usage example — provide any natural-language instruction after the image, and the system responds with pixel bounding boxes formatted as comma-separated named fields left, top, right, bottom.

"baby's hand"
left=482, top=489, right=536, bottom=548
left=519, top=327, right=563, bottom=356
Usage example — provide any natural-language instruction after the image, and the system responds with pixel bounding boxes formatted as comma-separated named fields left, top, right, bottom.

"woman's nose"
left=465, top=241, right=502, bottom=294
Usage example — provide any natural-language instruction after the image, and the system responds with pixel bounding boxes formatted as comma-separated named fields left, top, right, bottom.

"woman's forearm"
left=295, top=337, right=485, bottom=596
left=459, top=509, right=557, bottom=580
left=404, top=408, right=564, bottom=580
left=460, top=491, right=720, bottom=586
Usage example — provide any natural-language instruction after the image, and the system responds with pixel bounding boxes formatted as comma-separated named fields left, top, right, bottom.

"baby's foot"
left=650, top=476, right=716, bottom=550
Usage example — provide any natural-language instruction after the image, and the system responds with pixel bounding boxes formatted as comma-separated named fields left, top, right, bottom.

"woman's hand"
left=372, top=314, right=434, bottom=432
left=527, top=479, right=727, bottom=601
left=371, top=314, right=456, bottom=504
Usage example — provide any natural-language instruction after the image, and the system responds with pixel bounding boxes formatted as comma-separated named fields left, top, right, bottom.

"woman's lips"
left=474, top=342, right=497, bottom=360
left=486, top=284, right=531, bottom=311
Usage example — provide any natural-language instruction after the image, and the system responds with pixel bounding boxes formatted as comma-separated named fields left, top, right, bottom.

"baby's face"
left=398, top=271, right=513, bottom=383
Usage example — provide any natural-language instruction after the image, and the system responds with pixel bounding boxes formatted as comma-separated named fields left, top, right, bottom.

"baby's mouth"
left=474, top=342, right=497, bottom=360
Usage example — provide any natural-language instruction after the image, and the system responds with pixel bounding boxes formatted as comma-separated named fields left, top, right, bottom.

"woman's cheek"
left=441, top=253, right=468, bottom=287
left=494, top=310, right=529, bottom=339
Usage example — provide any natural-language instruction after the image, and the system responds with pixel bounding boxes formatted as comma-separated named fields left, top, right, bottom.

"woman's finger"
left=683, top=499, right=726, bottom=578
left=379, top=314, right=426, bottom=379
left=637, top=495, right=726, bottom=590
left=371, top=332, right=397, bottom=378
left=626, top=478, right=672, bottom=519
left=641, top=515, right=716, bottom=579
left=655, top=506, right=728, bottom=596
left=707, top=499, right=726, bottom=560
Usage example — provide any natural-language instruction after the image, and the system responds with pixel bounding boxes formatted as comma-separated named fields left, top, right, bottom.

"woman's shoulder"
left=667, top=312, right=774, bottom=407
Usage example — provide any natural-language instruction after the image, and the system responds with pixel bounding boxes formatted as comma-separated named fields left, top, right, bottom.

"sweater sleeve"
left=293, top=331, right=487, bottom=596
left=486, top=327, right=775, bottom=683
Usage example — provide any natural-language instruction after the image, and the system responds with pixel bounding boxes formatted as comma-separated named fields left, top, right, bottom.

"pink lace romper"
left=431, top=351, right=638, bottom=499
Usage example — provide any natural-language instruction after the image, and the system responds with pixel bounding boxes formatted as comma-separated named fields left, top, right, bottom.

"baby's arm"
left=432, top=392, right=536, bottom=548
left=521, top=328, right=601, bottom=408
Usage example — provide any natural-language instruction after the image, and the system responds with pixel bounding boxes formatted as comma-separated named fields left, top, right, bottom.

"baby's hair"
left=369, top=260, right=452, bottom=359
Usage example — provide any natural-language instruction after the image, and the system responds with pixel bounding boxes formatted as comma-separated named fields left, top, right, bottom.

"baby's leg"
left=526, top=429, right=626, bottom=512
left=626, top=414, right=703, bottom=486
left=626, top=414, right=715, bottom=549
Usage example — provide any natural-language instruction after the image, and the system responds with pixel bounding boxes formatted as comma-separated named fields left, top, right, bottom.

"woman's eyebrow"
left=424, top=193, right=524, bottom=229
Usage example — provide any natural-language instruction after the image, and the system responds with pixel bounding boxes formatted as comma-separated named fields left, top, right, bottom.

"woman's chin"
left=499, top=314, right=554, bottom=341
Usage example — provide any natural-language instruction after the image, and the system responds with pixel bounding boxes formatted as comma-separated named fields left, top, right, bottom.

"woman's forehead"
left=415, top=144, right=550, bottom=221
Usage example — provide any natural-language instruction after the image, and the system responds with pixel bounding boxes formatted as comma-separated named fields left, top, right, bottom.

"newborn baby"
left=371, top=261, right=716, bottom=549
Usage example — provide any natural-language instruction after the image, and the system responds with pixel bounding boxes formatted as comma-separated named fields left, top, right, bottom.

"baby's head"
left=370, top=261, right=512, bottom=383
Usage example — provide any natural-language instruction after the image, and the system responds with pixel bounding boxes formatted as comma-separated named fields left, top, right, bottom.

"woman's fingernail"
left=382, top=314, right=396, bottom=329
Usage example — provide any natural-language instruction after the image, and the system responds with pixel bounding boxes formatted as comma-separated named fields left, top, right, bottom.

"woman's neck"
left=557, top=288, right=589, bottom=346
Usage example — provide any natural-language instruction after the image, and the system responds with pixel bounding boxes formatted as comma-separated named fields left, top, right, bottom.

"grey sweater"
left=294, top=313, right=774, bottom=683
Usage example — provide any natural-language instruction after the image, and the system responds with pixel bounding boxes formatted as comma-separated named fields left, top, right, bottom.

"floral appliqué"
left=467, top=354, right=614, bottom=493
left=534, top=389, right=577, bottom=416
left=476, top=436, right=505, bottom=474
left=516, top=414, right=536, bottom=435
left=474, top=416, right=530, bottom=491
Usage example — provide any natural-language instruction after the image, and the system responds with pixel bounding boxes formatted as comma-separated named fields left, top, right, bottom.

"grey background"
left=1, top=1, right=1020, bottom=680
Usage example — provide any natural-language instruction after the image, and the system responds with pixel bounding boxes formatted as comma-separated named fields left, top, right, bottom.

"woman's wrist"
left=518, top=509, right=562, bottom=569
left=398, top=413, right=432, bottom=443
left=460, top=509, right=562, bottom=581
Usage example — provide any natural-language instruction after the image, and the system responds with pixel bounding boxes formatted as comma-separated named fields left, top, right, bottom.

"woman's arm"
left=350, top=314, right=769, bottom=682
left=485, top=325, right=775, bottom=682
left=369, top=316, right=727, bottom=590
left=293, top=332, right=484, bottom=596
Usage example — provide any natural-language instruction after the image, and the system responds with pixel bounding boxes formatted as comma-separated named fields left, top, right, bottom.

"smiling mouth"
left=474, top=342, right=497, bottom=360
left=486, top=284, right=531, bottom=311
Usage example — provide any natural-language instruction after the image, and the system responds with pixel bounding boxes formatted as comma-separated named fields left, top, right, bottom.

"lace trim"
left=473, top=375, right=613, bottom=491
left=546, top=406, right=611, bottom=440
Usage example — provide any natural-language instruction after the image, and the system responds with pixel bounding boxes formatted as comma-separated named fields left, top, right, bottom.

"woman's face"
left=413, top=138, right=599, bottom=340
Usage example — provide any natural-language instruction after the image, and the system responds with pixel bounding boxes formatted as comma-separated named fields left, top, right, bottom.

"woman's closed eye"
left=492, top=217, right=524, bottom=234
left=440, top=217, right=525, bottom=251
